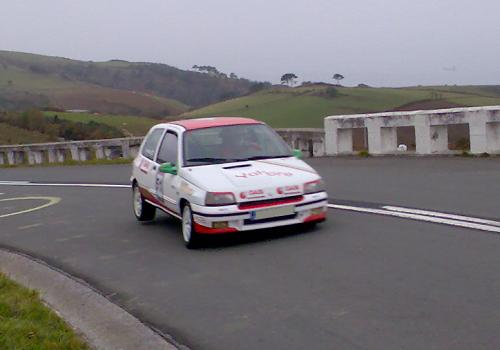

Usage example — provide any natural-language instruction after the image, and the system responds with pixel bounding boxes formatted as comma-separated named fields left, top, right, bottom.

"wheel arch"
left=179, top=198, right=189, bottom=214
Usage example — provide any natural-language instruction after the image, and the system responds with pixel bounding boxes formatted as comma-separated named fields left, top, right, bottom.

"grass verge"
left=0, top=272, right=90, bottom=350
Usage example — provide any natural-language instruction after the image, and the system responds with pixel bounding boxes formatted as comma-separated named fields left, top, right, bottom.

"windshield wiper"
left=239, top=155, right=292, bottom=161
left=186, top=157, right=239, bottom=163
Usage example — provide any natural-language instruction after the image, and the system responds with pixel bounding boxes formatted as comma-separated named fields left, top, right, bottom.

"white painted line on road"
left=0, top=181, right=30, bottom=185
left=0, top=197, right=61, bottom=219
left=382, top=206, right=500, bottom=227
left=1, top=179, right=498, bottom=234
left=328, top=204, right=500, bottom=233
left=0, top=182, right=130, bottom=189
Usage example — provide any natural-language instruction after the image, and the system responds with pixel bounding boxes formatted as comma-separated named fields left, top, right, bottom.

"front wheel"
left=182, top=204, right=200, bottom=249
left=133, top=184, right=156, bottom=221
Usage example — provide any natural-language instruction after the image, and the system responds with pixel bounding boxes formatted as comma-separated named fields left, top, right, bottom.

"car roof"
left=169, top=117, right=262, bottom=130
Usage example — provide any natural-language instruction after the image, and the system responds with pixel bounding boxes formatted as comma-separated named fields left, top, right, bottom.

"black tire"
left=181, top=203, right=200, bottom=249
left=303, top=221, right=318, bottom=231
left=132, top=183, right=156, bottom=221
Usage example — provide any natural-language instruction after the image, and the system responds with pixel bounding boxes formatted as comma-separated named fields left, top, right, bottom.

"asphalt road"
left=1, top=157, right=499, bottom=350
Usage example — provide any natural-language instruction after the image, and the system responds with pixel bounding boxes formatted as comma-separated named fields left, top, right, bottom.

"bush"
left=325, top=87, right=338, bottom=98
left=358, top=150, right=370, bottom=157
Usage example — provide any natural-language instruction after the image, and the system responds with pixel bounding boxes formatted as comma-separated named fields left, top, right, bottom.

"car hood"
left=181, top=157, right=321, bottom=200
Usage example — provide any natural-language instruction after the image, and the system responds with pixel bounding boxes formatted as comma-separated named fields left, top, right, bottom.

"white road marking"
left=1, top=179, right=498, bottom=234
left=328, top=204, right=500, bottom=233
left=18, top=223, right=43, bottom=230
left=0, top=197, right=61, bottom=219
left=0, top=181, right=130, bottom=188
left=382, top=206, right=500, bottom=227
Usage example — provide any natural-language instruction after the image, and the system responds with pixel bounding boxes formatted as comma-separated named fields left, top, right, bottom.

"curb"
left=0, top=248, right=178, bottom=350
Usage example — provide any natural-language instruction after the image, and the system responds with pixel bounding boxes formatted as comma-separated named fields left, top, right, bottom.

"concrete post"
left=70, top=145, right=80, bottom=161
left=7, top=151, right=15, bottom=165
left=469, top=114, right=488, bottom=154
left=95, top=146, right=105, bottom=160
left=130, top=146, right=140, bottom=159
left=27, top=149, right=36, bottom=165
left=33, top=151, right=43, bottom=164
left=429, top=125, right=448, bottom=153
left=313, top=141, right=325, bottom=157
left=337, top=129, right=353, bottom=154
left=366, top=119, right=382, bottom=154
left=324, top=121, right=336, bottom=155
left=414, top=116, right=431, bottom=154
left=380, top=127, right=397, bottom=153
left=121, top=140, right=130, bottom=158
left=47, top=149, right=56, bottom=163
left=486, top=122, right=500, bottom=153
left=79, top=148, right=88, bottom=161
left=56, top=149, right=66, bottom=163
left=104, top=148, right=113, bottom=159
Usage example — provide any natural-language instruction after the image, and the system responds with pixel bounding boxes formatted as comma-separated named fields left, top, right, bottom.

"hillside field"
left=0, top=50, right=255, bottom=114
left=0, top=123, right=52, bottom=144
left=43, top=111, right=160, bottom=136
left=182, top=85, right=500, bottom=128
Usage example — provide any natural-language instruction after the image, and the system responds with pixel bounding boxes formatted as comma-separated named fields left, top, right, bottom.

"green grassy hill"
left=0, top=50, right=256, bottom=115
left=42, top=111, right=158, bottom=136
left=0, top=122, right=53, bottom=144
left=182, top=84, right=500, bottom=128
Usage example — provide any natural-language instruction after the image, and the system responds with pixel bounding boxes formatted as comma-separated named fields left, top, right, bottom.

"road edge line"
left=0, top=248, right=180, bottom=350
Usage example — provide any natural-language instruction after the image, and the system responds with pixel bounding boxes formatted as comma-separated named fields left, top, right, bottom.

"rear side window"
left=156, top=131, right=178, bottom=165
left=141, top=128, right=164, bottom=160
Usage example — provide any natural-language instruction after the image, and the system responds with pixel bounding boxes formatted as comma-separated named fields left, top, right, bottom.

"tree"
left=332, top=73, right=344, bottom=85
left=281, top=73, right=298, bottom=86
left=229, top=73, right=238, bottom=79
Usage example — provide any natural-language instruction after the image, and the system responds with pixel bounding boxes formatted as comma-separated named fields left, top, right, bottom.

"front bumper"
left=191, top=192, right=328, bottom=234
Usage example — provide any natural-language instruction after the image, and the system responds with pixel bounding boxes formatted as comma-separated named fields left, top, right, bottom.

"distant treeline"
left=0, top=110, right=124, bottom=141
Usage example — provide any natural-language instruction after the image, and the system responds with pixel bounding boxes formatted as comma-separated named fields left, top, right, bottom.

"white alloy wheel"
left=133, top=185, right=142, bottom=217
left=132, top=183, right=156, bottom=221
left=182, top=205, right=193, bottom=243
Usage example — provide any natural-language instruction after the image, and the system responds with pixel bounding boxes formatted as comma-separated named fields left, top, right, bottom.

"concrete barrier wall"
left=324, top=106, right=500, bottom=155
left=0, top=129, right=326, bottom=166
left=0, top=138, right=144, bottom=166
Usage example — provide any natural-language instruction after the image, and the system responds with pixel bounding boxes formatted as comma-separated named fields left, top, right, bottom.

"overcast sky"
left=1, top=0, right=499, bottom=86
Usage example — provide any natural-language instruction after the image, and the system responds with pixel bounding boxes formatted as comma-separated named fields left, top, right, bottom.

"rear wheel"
left=133, top=183, right=156, bottom=221
left=182, top=203, right=200, bottom=249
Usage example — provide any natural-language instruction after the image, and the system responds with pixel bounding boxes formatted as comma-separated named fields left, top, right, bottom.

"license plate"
left=250, top=205, right=295, bottom=220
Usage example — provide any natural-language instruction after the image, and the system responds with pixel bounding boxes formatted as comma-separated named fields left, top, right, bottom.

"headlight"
left=303, top=179, right=325, bottom=194
left=205, top=192, right=236, bottom=206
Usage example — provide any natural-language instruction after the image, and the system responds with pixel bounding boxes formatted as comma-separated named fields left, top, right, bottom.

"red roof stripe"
left=171, top=117, right=262, bottom=130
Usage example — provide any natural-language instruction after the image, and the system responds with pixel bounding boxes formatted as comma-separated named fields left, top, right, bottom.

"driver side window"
left=156, top=131, right=178, bottom=165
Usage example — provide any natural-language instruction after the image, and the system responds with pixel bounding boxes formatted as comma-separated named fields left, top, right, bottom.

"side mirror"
left=292, top=149, right=303, bottom=159
left=159, top=162, right=177, bottom=175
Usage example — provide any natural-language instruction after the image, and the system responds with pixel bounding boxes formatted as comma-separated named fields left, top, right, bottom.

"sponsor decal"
left=235, top=170, right=293, bottom=179
left=277, top=185, right=301, bottom=195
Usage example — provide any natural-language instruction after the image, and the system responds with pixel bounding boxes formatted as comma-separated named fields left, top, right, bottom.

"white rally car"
left=131, top=117, right=328, bottom=248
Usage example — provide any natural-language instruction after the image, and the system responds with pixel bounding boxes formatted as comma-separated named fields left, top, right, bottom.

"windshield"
left=183, top=124, right=292, bottom=166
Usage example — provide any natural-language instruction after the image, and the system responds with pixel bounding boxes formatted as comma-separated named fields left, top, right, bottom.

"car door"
left=136, top=127, right=165, bottom=198
left=154, top=129, right=181, bottom=214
